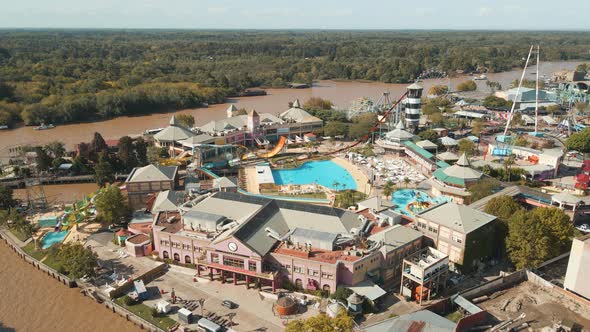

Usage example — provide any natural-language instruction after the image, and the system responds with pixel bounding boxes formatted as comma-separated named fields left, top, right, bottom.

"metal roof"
left=280, top=106, right=322, bottom=124
left=126, top=165, right=177, bottom=183
left=417, top=202, right=496, bottom=234
left=347, top=280, right=386, bottom=301
left=152, top=190, right=184, bottom=213
left=416, top=140, right=438, bottom=149
left=363, top=310, right=456, bottom=332
left=368, top=225, right=423, bottom=255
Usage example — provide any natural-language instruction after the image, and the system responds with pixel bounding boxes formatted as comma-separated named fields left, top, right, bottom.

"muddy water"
left=0, top=61, right=581, bottom=159
left=0, top=241, right=139, bottom=332
left=12, top=183, right=100, bottom=205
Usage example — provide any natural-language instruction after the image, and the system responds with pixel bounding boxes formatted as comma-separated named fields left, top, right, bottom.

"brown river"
left=0, top=241, right=139, bottom=332
left=0, top=61, right=582, bottom=331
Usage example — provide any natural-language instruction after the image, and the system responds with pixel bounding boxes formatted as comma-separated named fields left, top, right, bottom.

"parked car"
left=576, top=224, right=590, bottom=233
left=221, top=300, right=237, bottom=309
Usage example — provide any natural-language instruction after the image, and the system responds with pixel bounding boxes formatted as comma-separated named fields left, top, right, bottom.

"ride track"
left=299, top=91, right=409, bottom=162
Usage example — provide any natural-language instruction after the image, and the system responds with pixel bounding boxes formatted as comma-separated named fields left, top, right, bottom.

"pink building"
left=152, top=192, right=424, bottom=294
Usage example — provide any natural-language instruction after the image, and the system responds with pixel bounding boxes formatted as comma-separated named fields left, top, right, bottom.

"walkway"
left=332, top=156, right=371, bottom=195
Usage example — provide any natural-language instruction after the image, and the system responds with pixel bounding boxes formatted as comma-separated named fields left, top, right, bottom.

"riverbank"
left=0, top=239, right=139, bottom=332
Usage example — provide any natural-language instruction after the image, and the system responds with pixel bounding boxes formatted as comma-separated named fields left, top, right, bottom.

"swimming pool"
left=391, top=189, right=450, bottom=216
left=272, top=160, right=357, bottom=190
left=37, top=216, right=59, bottom=228
left=41, top=231, right=69, bottom=249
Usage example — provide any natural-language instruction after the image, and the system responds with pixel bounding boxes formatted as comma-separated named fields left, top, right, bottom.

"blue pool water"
left=37, top=216, right=59, bottom=228
left=391, top=189, right=450, bottom=216
left=41, top=231, right=69, bottom=249
left=272, top=160, right=357, bottom=190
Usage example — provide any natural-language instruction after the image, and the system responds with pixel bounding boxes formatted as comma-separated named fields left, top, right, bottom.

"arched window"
left=173, top=253, right=180, bottom=261
left=162, top=251, right=169, bottom=259
left=295, top=278, right=303, bottom=289
left=185, top=255, right=191, bottom=264
left=323, top=284, right=331, bottom=293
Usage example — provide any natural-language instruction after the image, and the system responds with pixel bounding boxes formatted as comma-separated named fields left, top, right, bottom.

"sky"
left=1, top=0, right=589, bottom=30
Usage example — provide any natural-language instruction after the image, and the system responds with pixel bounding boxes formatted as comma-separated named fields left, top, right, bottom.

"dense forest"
left=1, top=30, right=589, bottom=127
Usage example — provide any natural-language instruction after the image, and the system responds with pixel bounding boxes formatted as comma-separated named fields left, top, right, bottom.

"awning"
left=348, top=280, right=386, bottom=301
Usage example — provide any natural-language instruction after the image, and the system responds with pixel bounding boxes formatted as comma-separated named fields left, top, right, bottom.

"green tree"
left=286, top=312, right=354, bottom=332
left=34, top=146, right=52, bottom=172
left=382, top=180, right=396, bottom=199
left=471, top=119, right=485, bottom=136
left=147, top=146, right=169, bottom=164
left=457, top=139, right=477, bottom=156
left=457, top=80, right=477, bottom=92
left=428, top=85, right=448, bottom=96
left=117, top=136, right=138, bottom=172
left=134, top=137, right=148, bottom=166
left=418, top=129, right=439, bottom=142
left=514, top=136, right=529, bottom=147
left=331, top=286, right=353, bottom=304
left=323, top=121, right=348, bottom=137
left=566, top=127, right=590, bottom=155
left=71, top=155, right=90, bottom=175
left=403, top=177, right=411, bottom=188
left=44, top=141, right=66, bottom=159
left=506, top=207, right=573, bottom=269
left=95, top=185, right=128, bottom=225
left=483, top=195, right=523, bottom=223
left=176, top=114, right=195, bottom=128
left=482, top=95, right=513, bottom=109
left=89, top=132, right=108, bottom=162
left=56, top=243, right=98, bottom=278
left=303, top=97, right=333, bottom=111
left=0, top=184, right=15, bottom=209
left=468, top=178, right=500, bottom=202
left=94, top=157, right=115, bottom=187
left=502, top=155, right=516, bottom=181
left=429, top=111, right=445, bottom=126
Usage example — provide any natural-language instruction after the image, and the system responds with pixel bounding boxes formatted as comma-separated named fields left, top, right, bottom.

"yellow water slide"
left=257, top=136, right=287, bottom=159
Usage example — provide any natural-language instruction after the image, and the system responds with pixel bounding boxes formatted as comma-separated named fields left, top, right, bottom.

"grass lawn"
left=8, top=226, right=30, bottom=242
left=115, top=297, right=177, bottom=330
left=21, top=242, right=64, bottom=271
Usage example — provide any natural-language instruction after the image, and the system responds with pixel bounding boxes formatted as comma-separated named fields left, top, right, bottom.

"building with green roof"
left=430, top=153, right=483, bottom=204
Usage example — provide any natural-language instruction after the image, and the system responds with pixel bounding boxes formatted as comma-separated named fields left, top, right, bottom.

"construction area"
left=479, top=281, right=590, bottom=331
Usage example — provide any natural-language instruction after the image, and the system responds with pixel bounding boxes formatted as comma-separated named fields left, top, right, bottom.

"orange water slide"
left=257, top=136, right=287, bottom=158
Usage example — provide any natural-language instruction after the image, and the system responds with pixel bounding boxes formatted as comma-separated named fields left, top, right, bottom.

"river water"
left=0, top=61, right=582, bottom=160
left=0, top=241, right=139, bottom=332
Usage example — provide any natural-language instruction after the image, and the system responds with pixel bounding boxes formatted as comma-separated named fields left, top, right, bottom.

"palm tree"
left=332, top=181, right=340, bottom=192
left=403, top=177, right=411, bottom=188
left=503, top=155, right=516, bottom=181
left=382, top=180, right=396, bottom=199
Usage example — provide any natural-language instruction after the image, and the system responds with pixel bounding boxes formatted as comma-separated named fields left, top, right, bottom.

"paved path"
left=332, top=156, right=371, bottom=195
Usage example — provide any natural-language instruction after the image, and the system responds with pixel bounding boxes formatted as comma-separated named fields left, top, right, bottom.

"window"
left=452, top=235, right=463, bottom=244
left=185, top=255, right=191, bottom=264
left=308, top=269, right=319, bottom=277
left=418, top=222, right=427, bottom=229
left=163, top=251, right=169, bottom=259
left=211, top=253, right=219, bottom=263
left=428, top=226, right=438, bottom=234
left=293, top=266, right=303, bottom=273
left=223, top=256, right=244, bottom=269
left=173, top=253, right=180, bottom=262
left=327, top=274, right=334, bottom=280
left=248, top=261, right=257, bottom=272
left=285, top=264, right=291, bottom=270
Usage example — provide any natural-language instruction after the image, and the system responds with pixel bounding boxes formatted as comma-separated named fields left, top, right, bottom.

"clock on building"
left=228, top=242, right=238, bottom=252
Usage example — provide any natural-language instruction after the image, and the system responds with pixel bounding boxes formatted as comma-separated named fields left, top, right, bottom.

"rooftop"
left=279, top=100, right=322, bottom=123
left=126, top=233, right=150, bottom=245
left=154, top=116, right=195, bottom=142
left=368, top=224, right=423, bottom=255
left=417, top=202, right=496, bottom=234
left=126, top=165, right=177, bottom=183
left=152, top=190, right=184, bottom=213
left=363, top=310, right=456, bottom=332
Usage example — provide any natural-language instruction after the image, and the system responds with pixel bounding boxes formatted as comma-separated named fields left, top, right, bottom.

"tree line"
left=1, top=30, right=590, bottom=127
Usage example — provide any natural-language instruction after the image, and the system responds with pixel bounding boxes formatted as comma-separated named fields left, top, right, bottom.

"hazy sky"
left=1, top=0, right=588, bottom=30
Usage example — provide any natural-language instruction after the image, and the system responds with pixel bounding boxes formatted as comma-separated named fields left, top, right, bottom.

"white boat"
left=0, top=125, right=8, bottom=130
left=34, top=123, right=55, bottom=130
left=144, top=127, right=165, bottom=135
left=473, top=74, right=488, bottom=80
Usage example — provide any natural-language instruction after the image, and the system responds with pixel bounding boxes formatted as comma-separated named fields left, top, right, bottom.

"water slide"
left=257, top=136, right=287, bottom=158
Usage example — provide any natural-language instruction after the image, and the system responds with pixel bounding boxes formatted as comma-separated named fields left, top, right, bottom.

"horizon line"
left=1, top=27, right=590, bottom=32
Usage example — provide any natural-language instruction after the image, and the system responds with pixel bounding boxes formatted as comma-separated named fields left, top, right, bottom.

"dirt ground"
left=479, top=282, right=590, bottom=330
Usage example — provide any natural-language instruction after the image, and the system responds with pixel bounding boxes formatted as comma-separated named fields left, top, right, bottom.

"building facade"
left=125, top=165, right=178, bottom=210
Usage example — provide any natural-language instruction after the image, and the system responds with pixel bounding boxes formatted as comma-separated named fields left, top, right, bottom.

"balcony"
left=402, top=247, right=449, bottom=284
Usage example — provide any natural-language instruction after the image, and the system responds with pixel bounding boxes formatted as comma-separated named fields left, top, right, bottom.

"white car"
left=576, top=224, right=590, bottom=233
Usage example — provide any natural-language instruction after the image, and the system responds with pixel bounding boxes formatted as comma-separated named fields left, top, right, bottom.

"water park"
left=31, top=192, right=99, bottom=250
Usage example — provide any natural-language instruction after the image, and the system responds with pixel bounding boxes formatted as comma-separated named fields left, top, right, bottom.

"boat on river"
left=34, top=123, right=55, bottom=130
left=473, top=74, right=488, bottom=80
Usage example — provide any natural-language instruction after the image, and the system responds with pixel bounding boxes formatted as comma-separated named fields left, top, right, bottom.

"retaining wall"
left=0, top=231, right=76, bottom=287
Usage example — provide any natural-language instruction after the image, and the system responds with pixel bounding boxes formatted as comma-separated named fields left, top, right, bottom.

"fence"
left=0, top=230, right=76, bottom=287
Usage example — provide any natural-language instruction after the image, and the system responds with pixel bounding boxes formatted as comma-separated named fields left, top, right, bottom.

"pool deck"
left=331, top=156, right=371, bottom=195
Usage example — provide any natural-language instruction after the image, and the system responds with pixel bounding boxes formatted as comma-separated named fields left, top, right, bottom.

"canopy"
left=348, top=280, right=386, bottom=301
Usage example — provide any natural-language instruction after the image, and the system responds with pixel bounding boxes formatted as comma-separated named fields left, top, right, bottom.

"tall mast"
left=535, top=45, right=540, bottom=134
left=503, top=45, right=534, bottom=136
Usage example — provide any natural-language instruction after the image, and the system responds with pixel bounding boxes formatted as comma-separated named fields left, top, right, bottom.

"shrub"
left=123, top=295, right=136, bottom=306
